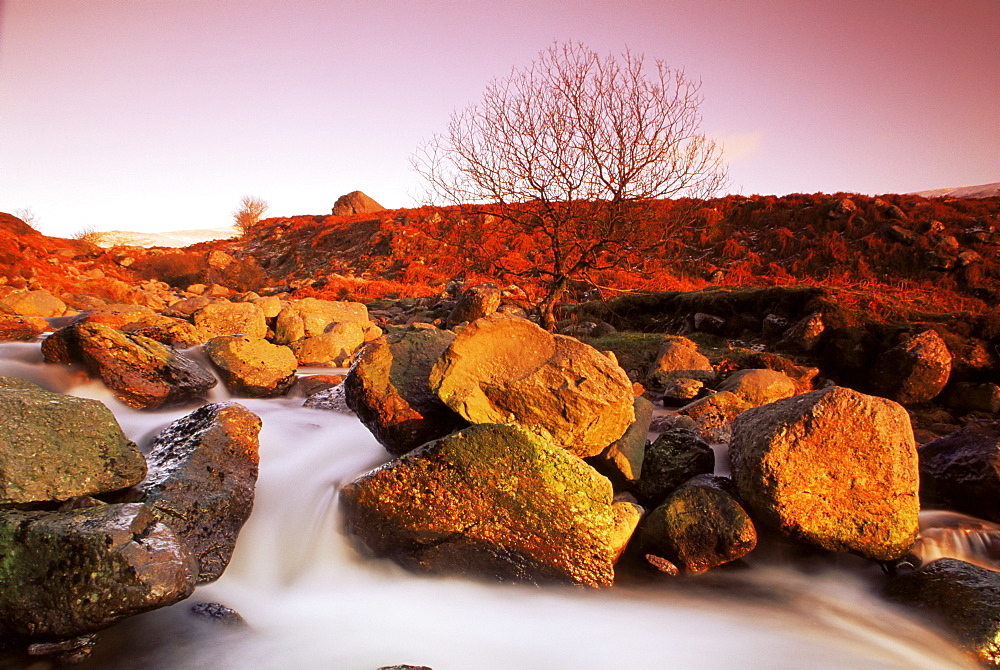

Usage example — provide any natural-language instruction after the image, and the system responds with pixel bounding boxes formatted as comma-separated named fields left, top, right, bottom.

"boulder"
left=303, top=384, right=353, bottom=413
left=115, top=403, right=261, bottom=583
left=661, top=377, right=704, bottom=403
left=692, top=312, right=726, bottom=334
left=609, top=499, right=644, bottom=562
left=447, top=284, right=501, bottom=327
left=164, top=295, right=212, bottom=318
left=345, top=329, right=467, bottom=455
left=634, top=431, right=715, bottom=507
left=591, top=396, right=653, bottom=484
left=716, top=368, right=797, bottom=408
left=776, top=311, right=825, bottom=353
left=251, top=295, right=283, bottom=319
left=273, top=304, right=306, bottom=344
left=41, top=322, right=216, bottom=410
left=0, top=377, right=146, bottom=504
left=872, top=330, right=951, bottom=404
left=677, top=391, right=752, bottom=442
left=729, top=386, right=919, bottom=560
left=0, top=289, right=66, bottom=317
left=332, top=190, right=385, bottom=216
left=289, top=298, right=369, bottom=338
left=0, top=315, right=46, bottom=341
left=885, top=558, right=1000, bottom=666
left=647, top=339, right=715, bottom=387
left=80, top=303, right=157, bottom=330
left=637, top=474, right=756, bottom=573
left=204, top=335, right=297, bottom=397
left=288, top=322, right=366, bottom=366
left=340, top=423, right=618, bottom=586
left=122, top=315, right=206, bottom=347
left=430, top=314, right=634, bottom=457
left=0, top=503, right=197, bottom=642
left=192, top=302, right=267, bottom=340
left=919, top=421, right=1000, bottom=523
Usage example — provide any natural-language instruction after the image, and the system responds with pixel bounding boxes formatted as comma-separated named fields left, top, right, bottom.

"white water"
left=0, top=343, right=980, bottom=669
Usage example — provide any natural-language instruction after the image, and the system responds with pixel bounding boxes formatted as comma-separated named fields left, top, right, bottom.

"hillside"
left=911, top=181, right=1000, bottom=199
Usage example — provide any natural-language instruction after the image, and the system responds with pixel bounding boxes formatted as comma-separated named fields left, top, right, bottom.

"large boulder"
left=332, top=190, right=385, bottom=216
left=919, top=421, right=1000, bottom=523
left=647, top=339, right=715, bottom=387
left=344, top=329, right=467, bottom=455
left=0, top=378, right=146, bottom=504
left=637, top=474, right=757, bottom=573
left=115, top=403, right=261, bottom=583
left=730, top=386, right=919, bottom=561
left=872, top=329, right=952, bottom=404
left=634, top=430, right=715, bottom=507
left=204, top=335, right=297, bottom=397
left=430, top=314, right=634, bottom=457
left=0, top=503, right=197, bottom=642
left=0, top=289, right=66, bottom=317
left=716, top=368, right=797, bottom=408
left=288, top=322, right=367, bottom=366
left=339, top=423, right=618, bottom=587
left=41, top=322, right=216, bottom=410
left=885, top=558, right=1000, bottom=666
left=288, top=298, right=369, bottom=338
left=192, top=301, right=267, bottom=340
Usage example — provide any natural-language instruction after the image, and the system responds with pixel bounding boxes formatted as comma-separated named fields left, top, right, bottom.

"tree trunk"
left=537, top=276, right=569, bottom=332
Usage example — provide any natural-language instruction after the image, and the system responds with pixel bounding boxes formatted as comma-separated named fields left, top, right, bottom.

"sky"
left=0, top=0, right=997, bottom=238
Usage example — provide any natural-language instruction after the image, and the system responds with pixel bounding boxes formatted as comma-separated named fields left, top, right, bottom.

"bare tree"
left=413, top=42, right=728, bottom=330
left=13, top=207, right=38, bottom=230
left=233, top=195, right=269, bottom=235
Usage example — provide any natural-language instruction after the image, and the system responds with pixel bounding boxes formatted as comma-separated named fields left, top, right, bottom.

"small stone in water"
left=189, top=602, right=248, bottom=627
left=645, top=554, right=680, bottom=576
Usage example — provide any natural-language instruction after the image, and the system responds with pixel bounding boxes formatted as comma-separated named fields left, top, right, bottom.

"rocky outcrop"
left=340, top=423, right=618, bottom=586
left=885, top=558, right=1000, bottom=666
left=115, top=403, right=262, bottom=583
left=345, top=328, right=467, bottom=455
left=430, top=314, right=634, bottom=457
left=637, top=474, right=756, bottom=573
left=192, top=302, right=268, bottom=340
left=205, top=335, right=297, bottom=397
left=634, top=431, right=715, bottom=507
left=716, top=368, right=797, bottom=408
left=872, top=329, right=951, bottom=404
left=0, top=377, right=146, bottom=504
left=729, top=386, right=919, bottom=560
left=41, top=322, right=216, bottom=410
left=0, top=503, right=197, bottom=642
left=332, top=190, right=385, bottom=216
left=647, top=339, right=715, bottom=387
left=919, top=421, right=1000, bottom=523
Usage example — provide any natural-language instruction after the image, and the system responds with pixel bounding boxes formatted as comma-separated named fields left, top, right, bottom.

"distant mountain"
left=93, top=226, right=239, bottom=248
left=911, top=182, right=1000, bottom=199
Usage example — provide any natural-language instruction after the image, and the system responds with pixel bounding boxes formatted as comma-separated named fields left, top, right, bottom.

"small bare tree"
left=13, top=207, right=38, bottom=230
left=233, top=195, right=268, bottom=234
left=413, top=42, right=728, bottom=330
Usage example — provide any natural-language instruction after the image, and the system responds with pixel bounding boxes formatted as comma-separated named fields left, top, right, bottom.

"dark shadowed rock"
left=634, top=431, right=715, bottom=507
left=730, top=386, right=919, bottom=560
left=340, top=423, right=618, bottom=586
left=885, top=558, right=1000, bottom=666
left=430, top=314, right=634, bottom=457
left=943, top=382, right=1000, bottom=414
left=0, top=503, right=197, bottom=642
left=872, top=329, right=952, bottom=404
left=919, top=421, right=1000, bottom=523
left=205, top=335, right=297, bottom=397
left=345, top=329, right=467, bottom=455
left=116, top=402, right=261, bottom=583
left=776, top=311, right=825, bottom=353
left=332, top=190, right=385, bottom=216
left=0, top=377, right=146, bottom=504
left=42, top=322, right=217, bottom=409
left=637, top=474, right=756, bottom=573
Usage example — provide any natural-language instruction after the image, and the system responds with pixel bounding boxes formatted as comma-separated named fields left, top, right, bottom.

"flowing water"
left=0, top=342, right=985, bottom=669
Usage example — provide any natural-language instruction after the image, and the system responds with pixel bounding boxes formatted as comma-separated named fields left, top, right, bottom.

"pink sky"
left=1, top=0, right=997, bottom=237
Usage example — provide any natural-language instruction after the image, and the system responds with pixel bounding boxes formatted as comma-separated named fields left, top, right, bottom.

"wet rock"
left=447, top=284, right=501, bottom=327
left=430, top=314, right=634, bottom=457
left=303, top=384, right=353, bottom=413
left=292, top=373, right=346, bottom=397
left=116, top=402, right=261, bottom=583
left=637, top=474, right=756, bottom=573
left=661, top=377, right=704, bottom=402
left=288, top=322, right=366, bottom=366
left=205, top=335, right=297, bottom=397
left=0, top=289, right=66, bottom=317
left=634, top=431, right=715, bottom=507
left=345, top=329, right=466, bottom=455
left=885, top=558, right=1000, bottom=666
left=189, top=602, right=247, bottom=627
left=591, top=396, right=653, bottom=484
left=647, top=339, right=715, bottom=387
left=192, top=302, right=268, bottom=340
left=0, top=503, right=197, bottom=642
left=761, top=313, right=790, bottom=338
left=872, top=330, right=951, bottom=404
left=776, top=311, right=825, bottom=353
left=340, top=423, right=618, bottom=587
left=716, top=369, right=797, bottom=408
left=730, top=386, right=919, bottom=560
left=957, top=250, right=983, bottom=267
left=42, top=322, right=216, bottom=409
left=919, top=421, right=1000, bottom=523
left=0, top=377, right=146, bottom=504
left=0, top=315, right=46, bottom=341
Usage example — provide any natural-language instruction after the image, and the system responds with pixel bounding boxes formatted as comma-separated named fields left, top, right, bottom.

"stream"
left=0, top=341, right=984, bottom=669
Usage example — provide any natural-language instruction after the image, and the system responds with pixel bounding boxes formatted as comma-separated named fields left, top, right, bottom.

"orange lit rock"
left=204, top=335, right=297, bottom=397
left=192, top=301, right=267, bottom=340
left=717, top=368, right=797, bottom=408
left=872, top=329, right=952, bottom=404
